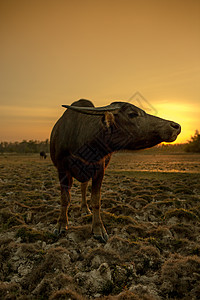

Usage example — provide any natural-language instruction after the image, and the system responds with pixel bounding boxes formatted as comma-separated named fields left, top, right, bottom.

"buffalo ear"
left=102, top=112, right=115, bottom=128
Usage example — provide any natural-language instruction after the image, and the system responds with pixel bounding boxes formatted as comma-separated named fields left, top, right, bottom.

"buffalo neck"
left=73, top=127, right=113, bottom=163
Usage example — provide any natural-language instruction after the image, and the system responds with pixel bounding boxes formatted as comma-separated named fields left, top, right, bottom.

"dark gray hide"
left=50, top=99, right=181, bottom=242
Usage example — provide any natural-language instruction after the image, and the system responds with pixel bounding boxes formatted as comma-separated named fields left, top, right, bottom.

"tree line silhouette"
left=0, top=131, right=199, bottom=153
left=0, top=139, right=49, bottom=154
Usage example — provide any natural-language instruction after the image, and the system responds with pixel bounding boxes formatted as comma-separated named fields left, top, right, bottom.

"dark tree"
left=185, top=130, right=200, bottom=153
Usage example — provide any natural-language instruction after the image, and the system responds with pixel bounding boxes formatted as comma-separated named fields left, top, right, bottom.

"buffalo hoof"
left=80, top=206, right=92, bottom=216
left=81, top=211, right=92, bottom=217
left=94, top=233, right=109, bottom=243
left=92, top=225, right=109, bottom=243
left=60, top=228, right=67, bottom=234
left=53, top=228, right=59, bottom=236
left=53, top=224, right=67, bottom=236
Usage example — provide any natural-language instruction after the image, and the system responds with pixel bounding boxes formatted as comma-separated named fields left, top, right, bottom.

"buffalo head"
left=62, top=100, right=181, bottom=152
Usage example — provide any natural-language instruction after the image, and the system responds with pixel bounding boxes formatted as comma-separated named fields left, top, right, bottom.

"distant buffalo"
left=40, top=151, right=47, bottom=159
left=50, top=98, right=181, bottom=242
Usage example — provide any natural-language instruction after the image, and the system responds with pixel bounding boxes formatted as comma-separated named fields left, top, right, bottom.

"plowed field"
left=0, top=153, right=200, bottom=299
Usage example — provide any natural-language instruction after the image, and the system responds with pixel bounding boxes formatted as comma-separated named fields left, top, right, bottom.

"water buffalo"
left=40, top=151, right=47, bottom=159
left=50, top=99, right=181, bottom=242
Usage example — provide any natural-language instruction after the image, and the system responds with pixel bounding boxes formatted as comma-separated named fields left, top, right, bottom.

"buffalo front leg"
left=54, top=170, right=73, bottom=235
left=91, top=172, right=108, bottom=243
left=80, top=182, right=91, bottom=215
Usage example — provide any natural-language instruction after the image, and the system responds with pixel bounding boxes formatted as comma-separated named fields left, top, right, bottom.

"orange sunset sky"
left=0, top=0, right=200, bottom=143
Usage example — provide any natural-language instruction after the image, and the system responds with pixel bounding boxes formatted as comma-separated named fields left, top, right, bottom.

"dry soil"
left=0, top=153, right=200, bottom=299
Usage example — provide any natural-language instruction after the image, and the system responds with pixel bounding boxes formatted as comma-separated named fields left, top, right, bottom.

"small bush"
left=0, top=282, right=20, bottom=299
left=16, top=226, right=45, bottom=243
left=185, top=130, right=200, bottom=153
left=165, top=208, right=198, bottom=222
left=161, top=254, right=200, bottom=298
left=0, top=208, right=24, bottom=229
left=15, top=226, right=58, bottom=243
left=134, top=245, right=161, bottom=275
left=49, top=289, right=85, bottom=300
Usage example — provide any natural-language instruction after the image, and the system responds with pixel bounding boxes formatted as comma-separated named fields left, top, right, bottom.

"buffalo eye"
left=128, top=112, right=138, bottom=118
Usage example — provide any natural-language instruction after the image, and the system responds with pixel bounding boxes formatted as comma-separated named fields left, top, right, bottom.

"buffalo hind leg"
left=80, top=182, right=91, bottom=215
left=91, top=171, right=108, bottom=243
left=54, top=170, right=73, bottom=235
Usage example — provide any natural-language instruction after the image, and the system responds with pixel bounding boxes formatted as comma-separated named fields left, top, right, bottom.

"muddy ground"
left=0, top=152, right=200, bottom=299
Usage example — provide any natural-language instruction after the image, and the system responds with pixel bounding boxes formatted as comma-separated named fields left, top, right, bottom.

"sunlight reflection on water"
left=112, top=168, right=200, bottom=174
left=109, top=153, right=200, bottom=174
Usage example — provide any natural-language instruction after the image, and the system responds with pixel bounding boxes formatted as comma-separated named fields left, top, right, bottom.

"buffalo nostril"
left=170, top=122, right=181, bottom=130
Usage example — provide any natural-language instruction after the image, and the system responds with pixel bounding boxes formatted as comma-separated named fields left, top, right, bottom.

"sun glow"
left=154, top=101, right=199, bottom=143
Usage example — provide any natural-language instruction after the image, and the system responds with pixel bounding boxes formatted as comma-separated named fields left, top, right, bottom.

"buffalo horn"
left=62, top=104, right=120, bottom=115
